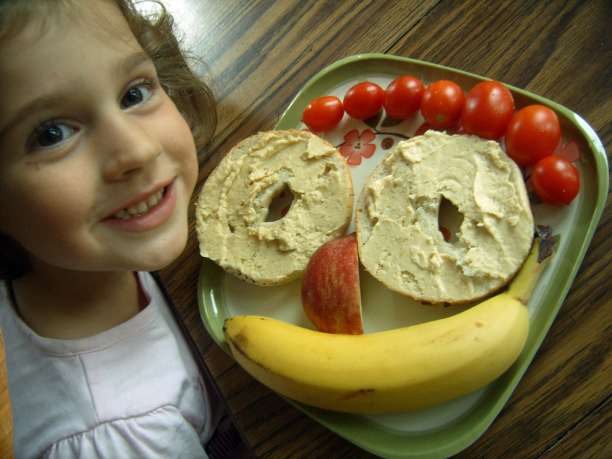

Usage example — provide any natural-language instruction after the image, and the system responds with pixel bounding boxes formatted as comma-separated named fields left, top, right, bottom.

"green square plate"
left=198, top=54, right=608, bottom=458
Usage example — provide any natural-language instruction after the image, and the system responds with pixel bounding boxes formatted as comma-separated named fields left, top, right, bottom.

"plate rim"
left=197, top=53, right=609, bottom=458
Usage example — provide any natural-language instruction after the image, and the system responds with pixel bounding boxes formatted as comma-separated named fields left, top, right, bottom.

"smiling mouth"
left=111, top=186, right=168, bottom=220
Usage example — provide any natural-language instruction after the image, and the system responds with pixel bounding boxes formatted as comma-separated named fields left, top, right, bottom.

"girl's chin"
left=130, top=233, right=189, bottom=271
left=103, top=201, right=191, bottom=271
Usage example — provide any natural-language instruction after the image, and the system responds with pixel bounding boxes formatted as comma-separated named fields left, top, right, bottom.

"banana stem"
left=507, top=238, right=548, bottom=305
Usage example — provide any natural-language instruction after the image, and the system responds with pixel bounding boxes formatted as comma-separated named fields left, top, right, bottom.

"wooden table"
left=158, top=0, right=611, bottom=457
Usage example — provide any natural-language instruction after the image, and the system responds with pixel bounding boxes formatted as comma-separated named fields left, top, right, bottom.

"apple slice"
left=301, top=234, right=363, bottom=334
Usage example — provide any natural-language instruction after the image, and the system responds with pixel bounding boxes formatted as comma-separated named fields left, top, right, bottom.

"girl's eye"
left=120, top=81, right=153, bottom=109
left=30, top=122, right=77, bottom=150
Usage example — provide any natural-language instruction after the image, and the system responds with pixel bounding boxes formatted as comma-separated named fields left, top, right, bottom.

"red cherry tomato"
left=383, top=75, right=424, bottom=119
left=461, top=80, right=515, bottom=139
left=343, top=82, right=385, bottom=120
left=302, top=96, right=344, bottom=132
left=420, top=80, right=465, bottom=129
left=531, top=155, right=580, bottom=205
left=505, top=105, right=561, bottom=166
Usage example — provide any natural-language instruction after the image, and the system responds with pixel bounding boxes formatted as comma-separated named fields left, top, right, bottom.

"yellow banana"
left=224, top=240, right=546, bottom=413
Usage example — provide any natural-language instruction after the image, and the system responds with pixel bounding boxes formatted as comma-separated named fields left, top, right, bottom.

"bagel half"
left=196, top=130, right=353, bottom=286
left=356, top=130, right=534, bottom=304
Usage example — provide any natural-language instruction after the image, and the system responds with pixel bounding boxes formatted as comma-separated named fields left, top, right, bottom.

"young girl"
left=0, top=0, right=226, bottom=457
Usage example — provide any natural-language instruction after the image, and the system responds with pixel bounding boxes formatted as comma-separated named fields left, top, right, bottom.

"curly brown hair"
left=0, top=0, right=217, bottom=280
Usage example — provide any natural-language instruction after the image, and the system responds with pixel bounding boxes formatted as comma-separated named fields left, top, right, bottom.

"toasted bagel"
left=196, top=130, right=353, bottom=286
left=356, top=130, right=534, bottom=304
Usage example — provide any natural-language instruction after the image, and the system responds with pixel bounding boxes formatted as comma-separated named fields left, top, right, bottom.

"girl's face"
left=0, top=1, right=199, bottom=273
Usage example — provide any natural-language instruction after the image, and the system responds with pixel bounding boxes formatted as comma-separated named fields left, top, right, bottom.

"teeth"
left=113, top=189, right=164, bottom=220
left=136, top=201, right=148, bottom=214
left=147, top=193, right=160, bottom=207
left=115, top=209, right=130, bottom=220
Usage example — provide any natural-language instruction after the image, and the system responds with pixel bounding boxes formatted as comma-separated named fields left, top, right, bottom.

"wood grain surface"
left=157, top=0, right=611, bottom=458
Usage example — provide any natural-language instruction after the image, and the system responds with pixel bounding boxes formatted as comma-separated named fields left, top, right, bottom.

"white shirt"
left=0, top=272, right=213, bottom=459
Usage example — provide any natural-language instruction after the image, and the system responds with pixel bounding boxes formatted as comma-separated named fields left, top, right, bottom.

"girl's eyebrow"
left=0, top=94, right=65, bottom=142
left=116, top=51, right=153, bottom=76
left=0, top=51, right=153, bottom=141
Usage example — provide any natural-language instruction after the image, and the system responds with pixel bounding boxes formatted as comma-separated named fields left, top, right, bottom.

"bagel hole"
left=438, top=196, right=463, bottom=243
left=265, top=184, right=294, bottom=222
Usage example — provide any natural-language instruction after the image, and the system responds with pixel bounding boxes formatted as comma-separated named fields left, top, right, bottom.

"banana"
left=224, top=240, right=547, bottom=413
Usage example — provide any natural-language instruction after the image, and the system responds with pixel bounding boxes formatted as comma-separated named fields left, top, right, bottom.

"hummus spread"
left=196, top=130, right=353, bottom=286
left=356, top=130, right=534, bottom=303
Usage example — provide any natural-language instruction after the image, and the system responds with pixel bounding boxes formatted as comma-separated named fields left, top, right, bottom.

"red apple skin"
left=301, top=234, right=363, bottom=334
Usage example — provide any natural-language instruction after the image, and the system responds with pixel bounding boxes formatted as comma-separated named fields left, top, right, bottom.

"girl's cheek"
left=161, top=99, right=199, bottom=186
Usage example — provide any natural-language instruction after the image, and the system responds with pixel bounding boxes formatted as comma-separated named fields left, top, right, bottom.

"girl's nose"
left=100, top=112, right=161, bottom=181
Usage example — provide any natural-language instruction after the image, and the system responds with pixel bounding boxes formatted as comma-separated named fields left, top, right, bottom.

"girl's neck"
left=11, top=264, right=145, bottom=340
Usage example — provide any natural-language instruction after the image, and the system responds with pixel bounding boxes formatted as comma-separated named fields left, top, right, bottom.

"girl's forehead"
left=1, top=0, right=137, bottom=58
left=0, top=0, right=144, bottom=129
left=0, top=0, right=142, bottom=75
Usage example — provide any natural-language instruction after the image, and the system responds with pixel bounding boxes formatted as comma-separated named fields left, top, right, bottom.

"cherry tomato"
left=420, top=80, right=465, bottom=129
left=505, top=105, right=561, bottom=166
left=343, top=82, right=385, bottom=120
left=302, top=96, right=344, bottom=132
left=461, top=80, right=515, bottom=139
left=384, top=75, right=424, bottom=119
left=531, top=155, right=580, bottom=205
